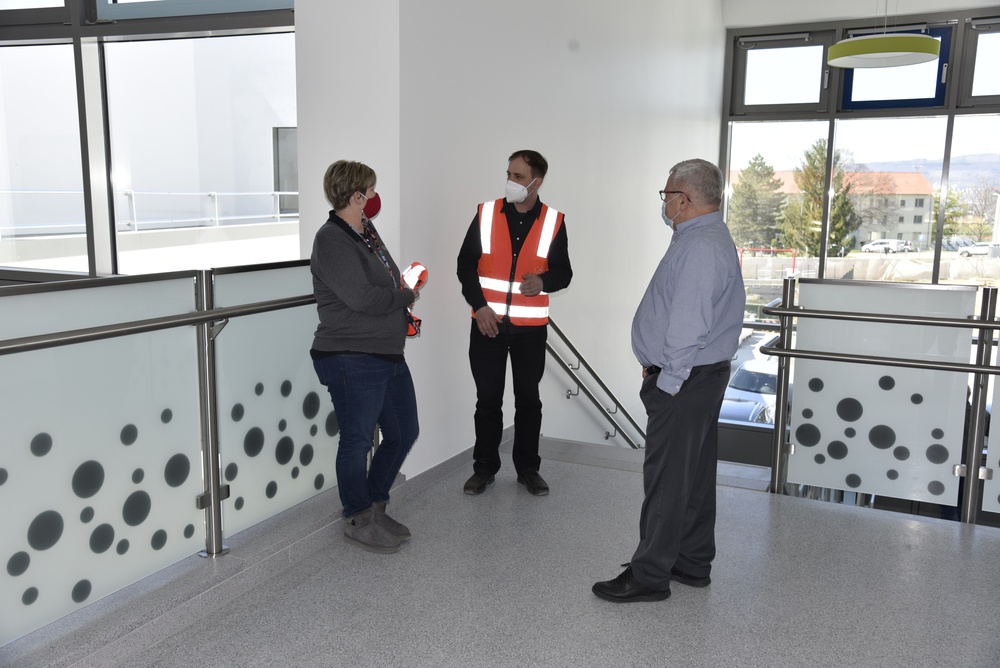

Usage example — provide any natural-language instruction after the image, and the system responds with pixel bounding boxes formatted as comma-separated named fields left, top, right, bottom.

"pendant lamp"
left=827, top=33, right=939, bottom=68
left=827, top=1, right=940, bottom=68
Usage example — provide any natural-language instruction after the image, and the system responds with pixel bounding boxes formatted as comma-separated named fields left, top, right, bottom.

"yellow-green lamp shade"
left=827, top=34, right=940, bottom=68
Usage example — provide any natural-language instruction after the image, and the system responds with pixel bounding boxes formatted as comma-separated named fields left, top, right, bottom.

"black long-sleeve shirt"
left=456, top=197, right=573, bottom=333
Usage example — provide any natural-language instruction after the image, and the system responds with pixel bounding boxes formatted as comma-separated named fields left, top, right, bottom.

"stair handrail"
left=546, top=317, right=646, bottom=449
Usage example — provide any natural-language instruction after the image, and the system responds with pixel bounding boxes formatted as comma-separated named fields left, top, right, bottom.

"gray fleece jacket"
left=310, top=212, right=415, bottom=356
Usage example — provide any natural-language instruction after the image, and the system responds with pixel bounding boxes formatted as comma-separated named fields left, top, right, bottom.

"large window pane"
left=104, top=33, right=298, bottom=275
left=829, top=117, right=947, bottom=283
left=972, top=32, right=1000, bottom=97
left=745, top=45, right=824, bottom=106
left=947, top=115, right=1000, bottom=287
left=841, top=28, right=950, bottom=110
left=0, top=44, right=88, bottom=273
left=727, top=121, right=829, bottom=315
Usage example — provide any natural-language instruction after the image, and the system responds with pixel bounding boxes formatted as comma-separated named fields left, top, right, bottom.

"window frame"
left=729, top=30, right=837, bottom=116
left=0, top=2, right=294, bottom=279
left=94, top=0, right=291, bottom=22
left=839, top=26, right=953, bottom=111
left=958, top=15, right=1000, bottom=107
left=723, top=7, right=1000, bottom=285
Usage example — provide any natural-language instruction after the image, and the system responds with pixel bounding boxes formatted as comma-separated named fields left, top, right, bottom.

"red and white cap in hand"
left=402, top=262, right=427, bottom=290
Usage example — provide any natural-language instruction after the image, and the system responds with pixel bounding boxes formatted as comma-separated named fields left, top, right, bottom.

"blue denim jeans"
left=313, top=354, right=419, bottom=517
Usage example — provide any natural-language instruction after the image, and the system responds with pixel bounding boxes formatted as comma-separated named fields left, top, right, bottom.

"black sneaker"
left=592, top=565, right=671, bottom=603
left=516, top=471, right=549, bottom=496
left=463, top=472, right=495, bottom=495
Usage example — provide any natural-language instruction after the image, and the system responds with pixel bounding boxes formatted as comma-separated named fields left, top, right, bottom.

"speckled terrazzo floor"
left=4, top=440, right=1000, bottom=668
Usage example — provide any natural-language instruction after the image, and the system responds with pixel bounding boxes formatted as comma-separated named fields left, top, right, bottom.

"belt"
left=645, top=365, right=661, bottom=376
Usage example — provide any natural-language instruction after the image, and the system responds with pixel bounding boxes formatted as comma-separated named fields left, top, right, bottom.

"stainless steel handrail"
left=0, top=294, right=315, bottom=357
left=547, top=317, right=646, bottom=449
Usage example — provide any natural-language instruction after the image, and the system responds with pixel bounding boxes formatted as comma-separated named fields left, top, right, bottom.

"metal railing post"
left=210, top=192, right=219, bottom=226
left=126, top=190, right=137, bottom=230
left=962, top=287, right=997, bottom=523
left=194, top=269, right=230, bottom=557
left=769, top=276, right=797, bottom=494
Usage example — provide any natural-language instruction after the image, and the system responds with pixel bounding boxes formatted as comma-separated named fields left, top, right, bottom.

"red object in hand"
left=402, top=261, right=427, bottom=337
left=402, top=262, right=427, bottom=290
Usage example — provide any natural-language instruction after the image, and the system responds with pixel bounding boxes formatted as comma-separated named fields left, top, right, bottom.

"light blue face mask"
left=662, top=195, right=680, bottom=228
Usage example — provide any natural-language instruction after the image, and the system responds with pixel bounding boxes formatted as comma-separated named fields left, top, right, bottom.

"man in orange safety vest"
left=456, top=149, right=573, bottom=497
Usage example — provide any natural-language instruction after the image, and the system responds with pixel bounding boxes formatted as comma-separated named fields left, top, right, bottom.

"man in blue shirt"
left=593, top=158, right=746, bottom=603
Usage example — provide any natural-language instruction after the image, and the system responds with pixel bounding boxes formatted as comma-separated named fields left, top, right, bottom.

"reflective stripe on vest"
left=480, top=203, right=495, bottom=254
left=479, top=276, right=548, bottom=296
left=484, top=301, right=550, bottom=319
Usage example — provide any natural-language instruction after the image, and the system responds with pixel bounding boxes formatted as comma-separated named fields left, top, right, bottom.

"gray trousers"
left=631, top=360, right=730, bottom=590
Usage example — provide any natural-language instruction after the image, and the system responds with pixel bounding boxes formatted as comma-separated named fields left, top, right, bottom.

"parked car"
left=861, top=239, right=908, bottom=253
left=724, top=359, right=781, bottom=424
left=960, top=242, right=1000, bottom=257
left=719, top=397, right=771, bottom=424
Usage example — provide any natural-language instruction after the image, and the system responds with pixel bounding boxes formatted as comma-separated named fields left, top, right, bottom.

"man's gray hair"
left=669, top=159, right=724, bottom=208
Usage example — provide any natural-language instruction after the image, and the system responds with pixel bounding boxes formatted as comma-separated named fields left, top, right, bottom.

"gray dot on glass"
left=796, top=423, right=821, bottom=447
left=121, top=424, right=138, bottom=446
left=30, top=433, right=53, bottom=457
left=926, top=444, right=949, bottom=465
left=837, top=398, right=863, bottom=422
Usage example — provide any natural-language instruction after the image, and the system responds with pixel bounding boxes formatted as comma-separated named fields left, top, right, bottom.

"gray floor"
left=4, top=439, right=1000, bottom=668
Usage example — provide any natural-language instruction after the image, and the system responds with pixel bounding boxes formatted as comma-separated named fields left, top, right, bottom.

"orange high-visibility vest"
left=475, top=198, right=563, bottom=326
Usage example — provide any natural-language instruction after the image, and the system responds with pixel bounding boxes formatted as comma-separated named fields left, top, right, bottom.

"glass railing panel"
left=787, top=280, right=977, bottom=505
left=0, top=275, right=197, bottom=339
left=213, top=264, right=335, bottom=536
left=0, top=278, right=203, bottom=646
left=984, top=378, right=1000, bottom=514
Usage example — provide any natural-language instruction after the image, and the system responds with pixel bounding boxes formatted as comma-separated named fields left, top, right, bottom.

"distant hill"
left=861, top=154, right=999, bottom=191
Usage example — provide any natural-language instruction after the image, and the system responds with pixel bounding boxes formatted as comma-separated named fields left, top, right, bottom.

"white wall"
left=296, top=0, right=726, bottom=477
left=722, top=0, right=1000, bottom=27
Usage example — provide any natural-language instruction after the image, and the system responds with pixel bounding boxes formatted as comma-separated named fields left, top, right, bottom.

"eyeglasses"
left=659, top=190, right=687, bottom=202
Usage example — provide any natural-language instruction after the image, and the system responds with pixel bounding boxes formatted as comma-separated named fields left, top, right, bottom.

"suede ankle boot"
left=373, top=500, right=411, bottom=541
left=343, top=506, right=401, bottom=553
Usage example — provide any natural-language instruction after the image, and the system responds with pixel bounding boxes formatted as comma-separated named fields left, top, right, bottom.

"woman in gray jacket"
left=311, top=160, right=420, bottom=554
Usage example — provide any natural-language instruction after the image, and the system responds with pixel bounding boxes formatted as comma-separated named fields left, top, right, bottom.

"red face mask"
left=362, top=192, right=381, bottom=219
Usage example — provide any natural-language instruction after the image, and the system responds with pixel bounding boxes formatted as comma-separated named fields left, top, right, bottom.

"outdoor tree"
left=728, top=154, right=786, bottom=248
left=843, top=168, right=899, bottom=233
left=778, top=139, right=861, bottom=256
left=935, top=187, right=968, bottom=239
left=962, top=175, right=1000, bottom=237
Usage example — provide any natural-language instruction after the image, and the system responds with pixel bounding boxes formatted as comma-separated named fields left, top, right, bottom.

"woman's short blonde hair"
left=323, top=160, right=376, bottom=210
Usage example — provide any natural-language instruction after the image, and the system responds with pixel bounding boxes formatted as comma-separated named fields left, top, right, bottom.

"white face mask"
left=505, top=178, right=537, bottom=204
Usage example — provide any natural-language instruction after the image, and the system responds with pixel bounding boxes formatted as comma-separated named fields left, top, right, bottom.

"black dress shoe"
left=516, top=471, right=549, bottom=496
left=592, top=565, right=670, bottom=603
left=463, top=472, right=495, bottom=495
left=670, top=566, right=711, bottom=588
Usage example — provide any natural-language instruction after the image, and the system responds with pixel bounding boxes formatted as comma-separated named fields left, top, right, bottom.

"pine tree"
left=728, top=154, right=785, bottom=248
left=778, top=139, right=861, bottom=256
